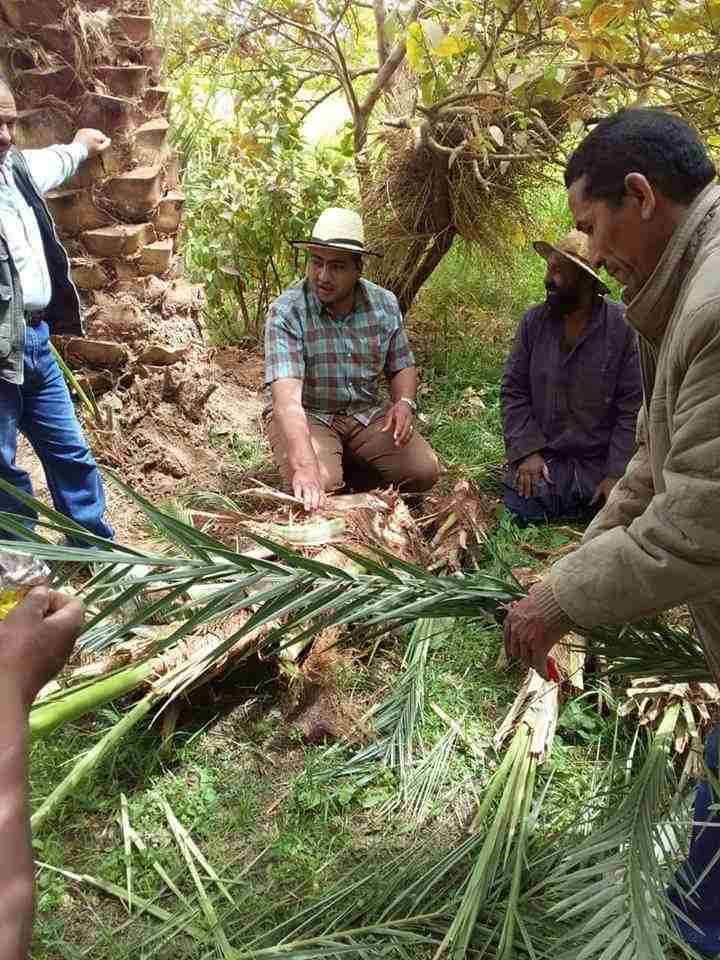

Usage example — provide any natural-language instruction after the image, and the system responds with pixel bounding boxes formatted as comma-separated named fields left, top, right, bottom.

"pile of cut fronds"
left=4, top=472, right=712, bottom=838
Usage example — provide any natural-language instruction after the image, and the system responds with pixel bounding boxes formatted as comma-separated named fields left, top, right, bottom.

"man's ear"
left=624, top=172, right=656, bottom=221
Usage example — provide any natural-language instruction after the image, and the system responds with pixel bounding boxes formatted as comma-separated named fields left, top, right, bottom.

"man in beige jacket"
left=504, top=107, right=720, bottom=954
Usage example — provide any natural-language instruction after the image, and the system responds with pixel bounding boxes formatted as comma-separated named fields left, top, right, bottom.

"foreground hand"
left=291, top=465, right=326, bottom=513
left=381, top=401, right=415, bottom=447
left=591, top=476, right=618, bottom=505
left=503, top=583, right=567, bottom=679
left=73, top=128, right=111, bottom=157
left=515, top=453, right=551, bottom=499
left=0, top=587, right=84, bottom=709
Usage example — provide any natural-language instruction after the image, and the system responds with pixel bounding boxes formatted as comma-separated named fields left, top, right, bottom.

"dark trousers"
left=502, top=456, right=598, bottom=526
left=0, top=321, right=113, bottom=545
left=670, top=727, right=720, bottom=956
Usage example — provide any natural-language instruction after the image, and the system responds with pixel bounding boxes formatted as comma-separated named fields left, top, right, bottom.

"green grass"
left=27, top=181, right=645, bottom=958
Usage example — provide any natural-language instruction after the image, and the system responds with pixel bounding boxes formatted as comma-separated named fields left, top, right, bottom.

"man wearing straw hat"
left=264, top=207, right=440, bottom=511
left=500, top=229, right=642, bottom=524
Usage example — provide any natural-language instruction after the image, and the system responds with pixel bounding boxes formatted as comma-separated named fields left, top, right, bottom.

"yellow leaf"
left=434, top=34, right=468, bottom=57
left=589, top=2, right=623, bottom=32
left=576, top=39, right=595, bottom=60
left=420, top=74, right=435, bottom=106
left=669, top=11, right=702, bottom=34
left=406, top=21, right=425, bottom=72
left=515, top=2, right=529, bottom=33
left=555, top=16, right=578, bottom=37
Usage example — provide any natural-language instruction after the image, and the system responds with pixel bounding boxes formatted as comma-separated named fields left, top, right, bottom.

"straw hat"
left=533, top=230, right=607, bottom=289
left=291, top=207, right=381, bottom=257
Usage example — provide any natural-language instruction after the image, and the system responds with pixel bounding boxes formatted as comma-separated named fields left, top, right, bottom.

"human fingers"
left=517, top=470, right=530, bottom=499
left=3, top=586, right=50, bottom=628
left=380, top=409, right=394, bottom=433
left=45, top=591, right=84, bottom=636
left=541, top=463, right=553, bottom=484
left=396, top=414, right=413, bottom=447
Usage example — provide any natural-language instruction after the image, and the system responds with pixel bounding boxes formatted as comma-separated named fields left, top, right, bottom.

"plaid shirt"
left=264, top=278, right=415, bottom=426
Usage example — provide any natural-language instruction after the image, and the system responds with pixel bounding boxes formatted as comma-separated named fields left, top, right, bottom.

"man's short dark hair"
left=565, top=108, right=716, bottom=206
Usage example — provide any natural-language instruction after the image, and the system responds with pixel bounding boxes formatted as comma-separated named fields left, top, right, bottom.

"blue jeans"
left=670, top=726, right=720, bottom=956
left=0, top=321, right=113, bottom=545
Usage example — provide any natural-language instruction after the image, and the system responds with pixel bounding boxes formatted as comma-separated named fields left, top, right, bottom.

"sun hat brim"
left=533, top=240, right=609, bottom=292
left=290, top=238, right=382, bottom=258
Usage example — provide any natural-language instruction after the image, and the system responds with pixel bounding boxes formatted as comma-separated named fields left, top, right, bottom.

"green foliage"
left=157, top=0, right=357, bottom=344
left=180, top=136, right=354, bottom=343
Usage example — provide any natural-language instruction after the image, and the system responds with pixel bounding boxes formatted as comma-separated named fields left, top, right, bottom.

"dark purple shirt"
left=501, top=298, right=642, bottom=485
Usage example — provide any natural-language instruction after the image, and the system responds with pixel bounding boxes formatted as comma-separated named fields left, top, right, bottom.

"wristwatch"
left=398, top=397, right=418, bottom=413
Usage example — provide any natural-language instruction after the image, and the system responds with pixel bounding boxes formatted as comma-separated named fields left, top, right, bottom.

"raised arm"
left=23, top=129, right=110, bottom=194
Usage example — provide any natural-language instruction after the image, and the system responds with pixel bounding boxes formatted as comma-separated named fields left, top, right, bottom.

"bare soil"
left=16, top=343, right=267, bottom=547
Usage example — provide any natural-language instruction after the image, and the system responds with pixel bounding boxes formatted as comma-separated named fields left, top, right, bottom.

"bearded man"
left=501, top=230, right=642, bottom=524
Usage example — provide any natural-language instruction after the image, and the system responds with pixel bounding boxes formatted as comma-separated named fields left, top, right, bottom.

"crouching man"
left=500, top=230, right=642, bottom=525
left=264, top=207, right=440, bottom=511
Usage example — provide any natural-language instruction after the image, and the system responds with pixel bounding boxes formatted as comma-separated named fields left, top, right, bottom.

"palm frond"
left=544, top=703, right=701, bottom=960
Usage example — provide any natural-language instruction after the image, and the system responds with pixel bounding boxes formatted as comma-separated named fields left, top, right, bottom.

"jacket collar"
left=625, top=182, right=720, bottom=342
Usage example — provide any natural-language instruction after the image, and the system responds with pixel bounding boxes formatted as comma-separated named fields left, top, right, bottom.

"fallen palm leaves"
left=2, top=471, right=715, bottom=958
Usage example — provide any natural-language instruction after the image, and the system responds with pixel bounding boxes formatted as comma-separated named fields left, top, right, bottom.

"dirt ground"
left=16, top=345, right=268, bottom=548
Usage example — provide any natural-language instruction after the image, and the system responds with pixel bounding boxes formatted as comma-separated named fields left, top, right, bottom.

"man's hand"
left=291, top=465, right=326, bottom=513
left=73, top=128, right=111, bottom=158
left=591, top=476, right=618, bottom=505
left=515, top=452, right=551, bottom=498
left=381, top=401, right=415, bottom=447
left=503, top=582, right=568, bottom=679
left=0, top=588, right=83, bottom=710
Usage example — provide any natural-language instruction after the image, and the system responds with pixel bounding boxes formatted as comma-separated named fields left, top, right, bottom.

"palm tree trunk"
left=0, top=0, right=208, bottom=425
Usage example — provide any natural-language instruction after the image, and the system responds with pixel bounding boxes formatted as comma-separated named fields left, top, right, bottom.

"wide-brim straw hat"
left=291, top=207, right=382, bottom=257
left=533, top=229, right=609, bottom=292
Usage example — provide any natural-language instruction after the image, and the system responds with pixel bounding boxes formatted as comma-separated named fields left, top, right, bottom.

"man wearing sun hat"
left=500, top=228, right=642, bottom=524
left=263, top=207, right=440, bottom=511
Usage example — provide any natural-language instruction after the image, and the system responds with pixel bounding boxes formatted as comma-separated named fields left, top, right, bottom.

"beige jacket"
left=535, top=182, right=720, bottom=679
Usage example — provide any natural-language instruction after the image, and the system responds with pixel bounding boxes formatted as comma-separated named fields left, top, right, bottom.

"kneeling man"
left=501, top=230, right=642, bottom=524
left=264, top=207, right=440, bottom=511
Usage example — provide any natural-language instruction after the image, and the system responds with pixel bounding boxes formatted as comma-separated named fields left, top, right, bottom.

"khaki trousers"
left=266, top=413, right=440, bottom=494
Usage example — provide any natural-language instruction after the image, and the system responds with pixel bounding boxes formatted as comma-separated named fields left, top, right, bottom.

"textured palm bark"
left=0, top=0, right=209, bottom=422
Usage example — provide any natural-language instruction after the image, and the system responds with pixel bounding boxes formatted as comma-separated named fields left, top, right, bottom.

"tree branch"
left=374, top=0, right=389, bottom=67
left=356, top=0, right=424, bottom=143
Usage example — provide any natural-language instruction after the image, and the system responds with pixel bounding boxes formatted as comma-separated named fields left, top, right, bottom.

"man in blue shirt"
left=0, top=74, right=113, bottom=543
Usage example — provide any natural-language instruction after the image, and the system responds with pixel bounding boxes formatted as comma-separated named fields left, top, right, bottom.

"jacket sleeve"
left=22, top=144, right=88, bottom=194
left=604, top=327, right=643, bottom=478
left=548, top=302, right=720, bottom=628
left=501, top=311, right=547, bottom=463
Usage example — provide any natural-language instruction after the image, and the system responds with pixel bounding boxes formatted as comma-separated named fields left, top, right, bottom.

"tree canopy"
left=161, top=0, right=720, bottom=315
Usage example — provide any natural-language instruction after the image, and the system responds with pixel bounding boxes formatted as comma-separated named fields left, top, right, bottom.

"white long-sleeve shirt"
left=0, top=143, right=88, bottom=311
